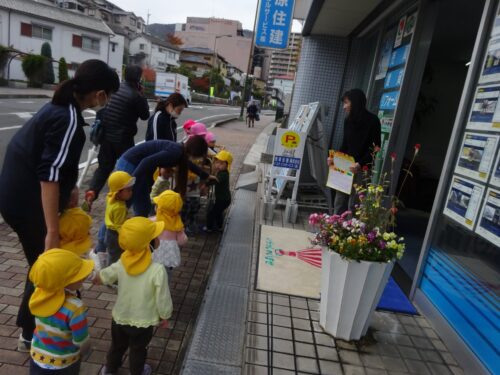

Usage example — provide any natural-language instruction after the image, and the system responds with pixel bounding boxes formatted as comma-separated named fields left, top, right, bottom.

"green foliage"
left=0, top=45, right=10, bottom=78
left=58, top=57, right=69, bottom=83
left=40, top=42, right=54, bottom=84
left=169, top=64, right=195, bottom=84
left=202, top=68, right=225, bottom=96
left=22, top=55, right=45, bottom=87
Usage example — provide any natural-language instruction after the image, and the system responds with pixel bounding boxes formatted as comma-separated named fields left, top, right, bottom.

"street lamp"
left=210, top=34, right=232, bottom=101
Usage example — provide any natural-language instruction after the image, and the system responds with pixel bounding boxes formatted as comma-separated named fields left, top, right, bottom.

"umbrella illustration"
left=274, top=248, right=322, bottom=268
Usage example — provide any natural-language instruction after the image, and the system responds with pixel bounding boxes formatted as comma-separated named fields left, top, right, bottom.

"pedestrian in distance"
left=85, top=65, right=150, bottom=208
left=114, top=137, right=216, bottom=217
left=151, top=190, right=188, bottom=279
left=29, top=249, right=94, bottom=375
left=145, top=93, right=188, bottom=142
left=247, top=101, right=258, bottom=128
left=329, top=88, right=381, bottom=215
left=205, top=150, right=233, bottom=232
left=0, top=59, right=119, bottom=352
left=94, top=217, right=172, bottom=375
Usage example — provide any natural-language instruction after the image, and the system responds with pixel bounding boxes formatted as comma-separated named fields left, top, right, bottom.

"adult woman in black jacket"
left=145, top=93, right=188, bottom=142
left=0, top=60, right=119, bottom=350
left=334, top=88, right=381, bottom=214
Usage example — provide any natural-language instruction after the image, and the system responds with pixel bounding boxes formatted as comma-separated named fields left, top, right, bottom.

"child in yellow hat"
left=29, top=249, right=94, bottom=374
left=94, top=217, right=172, bottom=375
left=59, top=207, right=93, bottom=257
left=105, top=171, right=135, bottom=265
left=205, top=150, right=233, bottom=232
left=152, top=190, right=188, bottom=275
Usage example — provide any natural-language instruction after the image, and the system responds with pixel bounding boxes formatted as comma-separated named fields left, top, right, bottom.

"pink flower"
left=414, top=144, right=421, bottom=155
left=308, top=213, right=321, bottom=226
left=362, top=165, right=369, bottom=172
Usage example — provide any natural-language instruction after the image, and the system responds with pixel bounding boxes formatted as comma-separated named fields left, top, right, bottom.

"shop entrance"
left=393, top=0, right=486, bottom=293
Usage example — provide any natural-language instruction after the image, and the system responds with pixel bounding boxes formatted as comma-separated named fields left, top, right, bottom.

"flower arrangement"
left=309, top=144, right=421, bottom=263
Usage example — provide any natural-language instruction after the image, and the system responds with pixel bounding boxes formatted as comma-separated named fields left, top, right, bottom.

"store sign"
left=273, top=129, right=305, bottom=170
left=255, top=0, right=295, bottom=49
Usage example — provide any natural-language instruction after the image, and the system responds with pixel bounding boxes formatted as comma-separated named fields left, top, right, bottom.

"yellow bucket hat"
left=215, top=150, right=233, bottom=170
left=29, top=249, right=94, bottom=317
left=119, top=217, right=164, bottom=276
left=107, top=171, right=135, bottom=202
left=59, top=207, right=92, bottom=256
left=153, top=190, right=184, bottom=232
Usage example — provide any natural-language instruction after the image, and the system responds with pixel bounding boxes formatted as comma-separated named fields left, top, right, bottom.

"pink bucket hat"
left=190, top=122, right=208, bottom=136
left=182, top=119, right=196, bottom=135
left=205, top=132, right=216, bottom=143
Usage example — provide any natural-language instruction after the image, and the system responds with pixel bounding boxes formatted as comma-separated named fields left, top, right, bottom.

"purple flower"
left=379, top=240, right=386, bottom=249
left=367, top=231, right=376, bottom=242
left=341, top=210, right=352, bottom=219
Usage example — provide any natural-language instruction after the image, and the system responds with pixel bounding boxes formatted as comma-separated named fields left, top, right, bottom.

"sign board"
left=255, top=0, right=295, bottom=49
left=273, top=129, right=306, bottom=170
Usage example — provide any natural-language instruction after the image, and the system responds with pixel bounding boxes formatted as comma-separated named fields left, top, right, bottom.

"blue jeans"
left=115, top=157, right=151, bottom=217
left=95, top=223, right=107, bottom=253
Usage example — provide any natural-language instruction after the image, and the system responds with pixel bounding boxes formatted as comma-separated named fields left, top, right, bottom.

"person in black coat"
left=145, top=93, right=188, bottom=142
left=0, top=60, right=119, bottom=351
left=334, top=88, right=381, bottom=214
left=86, top=65, right=150, bottom=206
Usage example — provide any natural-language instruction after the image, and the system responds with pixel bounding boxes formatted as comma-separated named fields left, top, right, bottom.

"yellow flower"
left=376, top=186, right=384, bottom=193
left=383, top=232, right=391, bottom=241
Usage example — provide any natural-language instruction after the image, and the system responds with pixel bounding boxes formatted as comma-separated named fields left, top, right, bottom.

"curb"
left=0, top=94, right=51, bottom=99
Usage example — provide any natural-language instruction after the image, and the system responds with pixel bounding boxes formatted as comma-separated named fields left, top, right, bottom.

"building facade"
left=175, top=17, right=252, bottom=73
left=0, top=0, right=122, bottom=81
left=267, top=32, right=302, bottom=85
left=290, top=1, right=499, bottom=374
left=129, top=34, right=180, bottom=72
left=180, top=47, right=228, bottom=77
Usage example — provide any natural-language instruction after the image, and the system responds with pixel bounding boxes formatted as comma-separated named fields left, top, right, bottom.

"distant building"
left=0, top=0, right=123, bottom=81
left=267, top=32, right=302, bottom=85
left=180, top=47, right=227, bottom=77
left=175, top=17, right=252, bottom=73
left=271, top=76, right=295, bottom=96
left=129, top=34, right=180, bottom=72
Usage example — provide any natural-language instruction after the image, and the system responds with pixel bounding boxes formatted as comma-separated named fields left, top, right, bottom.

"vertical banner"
left=255, top=0, right=295, bottom=49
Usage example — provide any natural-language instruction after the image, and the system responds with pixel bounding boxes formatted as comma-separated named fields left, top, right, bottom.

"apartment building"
left=267, top=32, right=302, bottom=85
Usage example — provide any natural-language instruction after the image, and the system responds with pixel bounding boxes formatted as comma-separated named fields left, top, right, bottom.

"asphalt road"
left=0, top=98, right=242, bottom=167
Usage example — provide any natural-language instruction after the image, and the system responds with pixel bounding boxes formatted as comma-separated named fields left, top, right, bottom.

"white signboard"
left=454, top=132, right=499, bottom=182
left=273, top=129, right=306, bottom=170
left=466, top=84, right=500, bottom=131
left=444, top=175, right=485, bottom=229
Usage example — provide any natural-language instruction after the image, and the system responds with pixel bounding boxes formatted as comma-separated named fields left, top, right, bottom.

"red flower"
left=390, top=207, right=398, bottom=215
left=414, top=144, right=421, bottom=155
left=390, top=152, right=397, bottom=161
left=362, top=165, right=369, bottom=172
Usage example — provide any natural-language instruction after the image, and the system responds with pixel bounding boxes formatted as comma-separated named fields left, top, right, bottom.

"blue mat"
left=377, top=277, right=418, bottom=315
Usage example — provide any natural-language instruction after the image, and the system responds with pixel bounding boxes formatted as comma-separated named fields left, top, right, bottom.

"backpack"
left=89, top=108, right=106, bottom=146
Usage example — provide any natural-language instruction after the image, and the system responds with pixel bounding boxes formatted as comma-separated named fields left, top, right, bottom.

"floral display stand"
left=320, top=248, right=393, bottom=340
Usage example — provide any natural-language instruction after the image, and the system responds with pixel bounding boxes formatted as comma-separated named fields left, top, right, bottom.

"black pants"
left=88, top=138, right=134, bottom=197
left=0, top=211, right=46, bottom=341
left=206, top=200, right=231, bottom=230
left=105, top=229, right=122, bottom=265
left=107, top=321, right=154, bottom=375
left=30, top=360, right=80, bottom=374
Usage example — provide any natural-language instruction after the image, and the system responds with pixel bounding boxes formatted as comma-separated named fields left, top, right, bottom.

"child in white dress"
left=151, top=190, right=188, bottom=274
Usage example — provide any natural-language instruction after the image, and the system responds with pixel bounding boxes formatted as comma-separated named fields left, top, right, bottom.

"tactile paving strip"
left=183, top=359, right=240, bottom=375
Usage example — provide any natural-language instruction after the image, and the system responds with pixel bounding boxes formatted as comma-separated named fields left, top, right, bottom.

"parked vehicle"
left=155, top=73, right=190, bottom=102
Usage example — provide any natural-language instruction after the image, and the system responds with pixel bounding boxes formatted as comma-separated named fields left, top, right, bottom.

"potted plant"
left=309, top=144, right=420, bottom=341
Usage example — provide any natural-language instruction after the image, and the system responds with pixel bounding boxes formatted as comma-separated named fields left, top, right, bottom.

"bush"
left=58, top=57, right=69, bottom=82
left=41, top=42, right=55, bottom=84
left=0, top=45, right=10, bottom=79
left=22, top=55, right=45, bottom=87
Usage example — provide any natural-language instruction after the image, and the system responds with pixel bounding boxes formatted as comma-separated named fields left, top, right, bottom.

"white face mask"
left=170, top=110, right=179, bottom=119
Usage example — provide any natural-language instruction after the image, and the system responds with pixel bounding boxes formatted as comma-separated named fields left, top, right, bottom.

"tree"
left=22, top=55, right=45, bottom=87
left=166, top=34, right=183, bottom=47
left=191, top=77, right=209, bottom=94
left=40, top=42, right=54, bottom=84
left=169, top=63, right=194, bottom=84
left=0, top=45, right=10, bottom=80
left=58, top=57, right=69, bottom=82
left=203, top=68, right=226, bottom=96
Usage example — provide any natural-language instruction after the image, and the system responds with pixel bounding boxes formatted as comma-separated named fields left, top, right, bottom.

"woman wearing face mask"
left=145, top=93, right=188, bottom=142
left=0, top=59, right=119, bottom=352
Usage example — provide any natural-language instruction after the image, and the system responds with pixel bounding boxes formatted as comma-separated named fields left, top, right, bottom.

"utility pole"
left=146, top=10, right=151, bottom=27
left=239, top=0, right=259, bottom=120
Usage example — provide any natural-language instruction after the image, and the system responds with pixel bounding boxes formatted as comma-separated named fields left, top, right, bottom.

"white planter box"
left=320, top=248, right=394, bottom=341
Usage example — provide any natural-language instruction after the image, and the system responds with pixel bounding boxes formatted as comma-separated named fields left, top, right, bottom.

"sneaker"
left=142, top=364, right=152, bottom=375
left=100, top=366, right=116, bottom=375
left=89, top=250, right=102, bottom=271
left=17, top=333, right=31, bottom=352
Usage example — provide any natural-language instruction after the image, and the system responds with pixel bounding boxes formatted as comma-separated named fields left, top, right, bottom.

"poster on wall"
left=444, top=175, right=485, bottom=229
left=394, top=16, right=406, bottom=48
left=492, top=6, right=500, bottom=37
left=404, top=12, right=417, bottom=37
left=479, top=37, right=500, bottom=84
left=467, top=84, right=500, bottom=130
left=384, top=68, right=405, bottom=90
left=490, top=151, right=500, bottom=188
left=380, top=91, right=400, bottom=110
left=454, top=132, right=499, bottom=182
left=389, top=44, right=410, bottom=68
left=375, top=30, right=396, bottom=80
left=475, top=188, right=500, bottom=245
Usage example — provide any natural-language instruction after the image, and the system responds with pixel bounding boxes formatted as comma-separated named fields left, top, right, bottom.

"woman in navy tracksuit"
left=145, top=93, right=188, bottom=142
left=0, top=60, right=119, bottom=351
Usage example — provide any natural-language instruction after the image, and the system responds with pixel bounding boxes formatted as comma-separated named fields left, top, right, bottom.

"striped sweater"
left=31, top=294, right=89, bottom=369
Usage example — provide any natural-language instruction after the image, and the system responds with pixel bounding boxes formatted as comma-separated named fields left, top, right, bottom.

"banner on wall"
left=454, top=132, right=499, bottom=182
left=443, top=175, right=485, bottom=229
left=467, top=84, right=500, bottom=130
left=475, top=188, right=500, bottom=245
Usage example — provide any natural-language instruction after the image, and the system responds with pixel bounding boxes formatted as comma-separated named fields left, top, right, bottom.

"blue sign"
left=255, top=0, right=295, bottom=49
left=380, top=91, right=399, bottom=110
left=384, top=68, right=404, bottom=90
left=389, top=44, right=410, bottom=68
left=273, top=156, right=301, bottom=169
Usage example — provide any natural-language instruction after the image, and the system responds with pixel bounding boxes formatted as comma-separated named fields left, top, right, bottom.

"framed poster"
left=388, top=44, right=410, bottom=68
left=394, top=16, right=406, bottom=48
left=479, top=37, right=500, bottom=84
left=475, top=188, right=500, bottom=245
left=380, top=91, right=400, bottom=110
left=490, top=151, right=500, bottom=188
left=466, top=84, right=500, bottom=130
left=444, top=175, right=485, bottom=229
left=384, top=68, right=405, bottom=90
left=454, top=132, right=499, bottom=182
left=375, top=30, right=395, bottom=80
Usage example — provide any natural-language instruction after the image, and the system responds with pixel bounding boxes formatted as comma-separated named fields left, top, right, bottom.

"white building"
left=0, top=0, right=124, bottom=82
left=272, top=76, right=295, bottom=96
left=129, top=34, right=180, bottom=72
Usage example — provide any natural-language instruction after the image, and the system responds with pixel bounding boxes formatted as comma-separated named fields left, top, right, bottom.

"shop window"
left=139, top=44, right=145, bottom=50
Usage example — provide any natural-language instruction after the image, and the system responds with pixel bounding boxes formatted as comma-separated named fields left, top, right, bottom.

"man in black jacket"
left=86, top=65, right=150, bottom=204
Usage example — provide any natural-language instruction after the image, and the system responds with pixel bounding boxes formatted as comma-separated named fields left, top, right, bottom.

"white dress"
left=153, top=240, right=181, bottom=268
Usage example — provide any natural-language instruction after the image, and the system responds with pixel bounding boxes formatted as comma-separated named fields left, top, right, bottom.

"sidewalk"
left=0, top=87, right=54, bottom=99
left=0, top=115, right=275, bottom=374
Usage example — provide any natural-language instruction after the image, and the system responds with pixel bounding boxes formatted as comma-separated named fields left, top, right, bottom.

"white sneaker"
left=142, top=364, right=152, bottom=375
left=89, top=250, right=102, bottom=271
left=17, top=333, right=31, bottom=352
